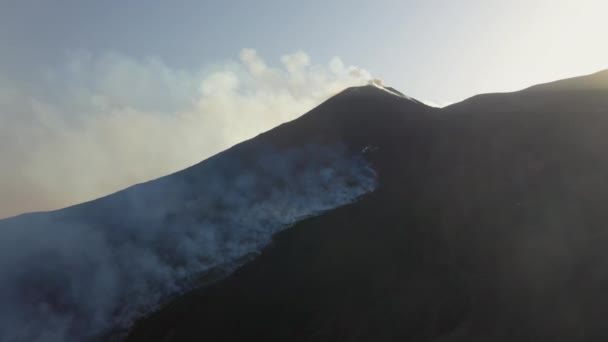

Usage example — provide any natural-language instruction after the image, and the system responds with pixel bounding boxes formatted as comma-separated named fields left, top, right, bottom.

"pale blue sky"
left=1, top=0, right=608, bottom=217
left=2, top=0, right=607, bottom=104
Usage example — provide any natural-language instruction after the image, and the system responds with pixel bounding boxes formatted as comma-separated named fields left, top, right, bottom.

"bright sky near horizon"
left=2, top=0, right=607, bottom=104
left=1, top=0, right=607, bottom=217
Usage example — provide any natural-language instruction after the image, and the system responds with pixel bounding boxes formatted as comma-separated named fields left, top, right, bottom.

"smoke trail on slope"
left=0, top=143, right=376, bottom=342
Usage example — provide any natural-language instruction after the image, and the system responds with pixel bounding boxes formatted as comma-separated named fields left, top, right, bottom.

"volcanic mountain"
left=126, top=70, right=608, bottom=341
left=1, top=70, right=608, bottom=342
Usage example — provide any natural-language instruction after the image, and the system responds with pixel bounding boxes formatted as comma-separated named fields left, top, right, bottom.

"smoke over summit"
left=0, top=49, right=373, bottom=218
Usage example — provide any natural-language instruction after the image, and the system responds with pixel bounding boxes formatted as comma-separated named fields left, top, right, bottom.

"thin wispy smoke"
left=0, top=142, right=377, bottom=341
left=0, top=49, right=372, bottom=218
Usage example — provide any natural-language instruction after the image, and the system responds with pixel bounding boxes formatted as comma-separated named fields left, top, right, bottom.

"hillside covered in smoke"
left=0, top=140, right=376, bottom=341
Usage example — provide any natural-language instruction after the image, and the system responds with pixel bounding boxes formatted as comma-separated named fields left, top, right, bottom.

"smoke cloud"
left=0, top=142, right=377, bottom=341
left=0, top=49, right=372, bottom=218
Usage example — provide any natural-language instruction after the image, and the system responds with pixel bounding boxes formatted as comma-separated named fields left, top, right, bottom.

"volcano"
left=2, top=70, right=608, bottom=341
left=125, top=70, right=608, bottom=341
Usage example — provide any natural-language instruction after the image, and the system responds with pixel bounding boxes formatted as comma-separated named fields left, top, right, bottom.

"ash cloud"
left=0, top=142, right=377, bottom=342
left=0, top=49, right=372, bottom=218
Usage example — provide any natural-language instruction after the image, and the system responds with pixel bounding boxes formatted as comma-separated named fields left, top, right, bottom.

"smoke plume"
left=0, top=49, right=372, bottom=218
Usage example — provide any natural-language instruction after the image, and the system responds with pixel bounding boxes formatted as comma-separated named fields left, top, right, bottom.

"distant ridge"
left=525, top=68, right=608, bottom=92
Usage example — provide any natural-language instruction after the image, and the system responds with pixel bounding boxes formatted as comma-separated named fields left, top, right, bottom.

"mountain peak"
left=328, top=81, right=423, bottom=109
left=366, top=79, right=415, bottom=100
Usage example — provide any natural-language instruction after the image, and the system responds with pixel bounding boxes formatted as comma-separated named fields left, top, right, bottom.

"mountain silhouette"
left=126, top=70, right=608, bottom=341
left=2, top=70, right=608, bottom=342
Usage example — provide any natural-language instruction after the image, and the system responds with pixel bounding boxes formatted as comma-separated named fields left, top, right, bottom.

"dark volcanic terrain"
left=127, top=70, right=608, bottom=341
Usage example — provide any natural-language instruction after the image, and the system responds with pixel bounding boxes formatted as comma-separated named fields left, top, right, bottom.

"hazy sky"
left=2, top=0, right=607, bottom=104
left=1, top=0, right=607, bottom=217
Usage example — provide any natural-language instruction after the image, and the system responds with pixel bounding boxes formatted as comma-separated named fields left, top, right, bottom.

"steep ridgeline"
left=128, top=70, right=608, bottom=342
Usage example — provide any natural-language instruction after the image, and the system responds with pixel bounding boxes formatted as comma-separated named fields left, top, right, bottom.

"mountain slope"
left=0, top=96, right=380, bottom=341
left=128, top=70, right=608, bottom=342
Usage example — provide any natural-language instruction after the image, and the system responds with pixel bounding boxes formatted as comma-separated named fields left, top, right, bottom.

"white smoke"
left=0, top=49, right=373, bottom=218
left=0, top=142, right=377, bottom=342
